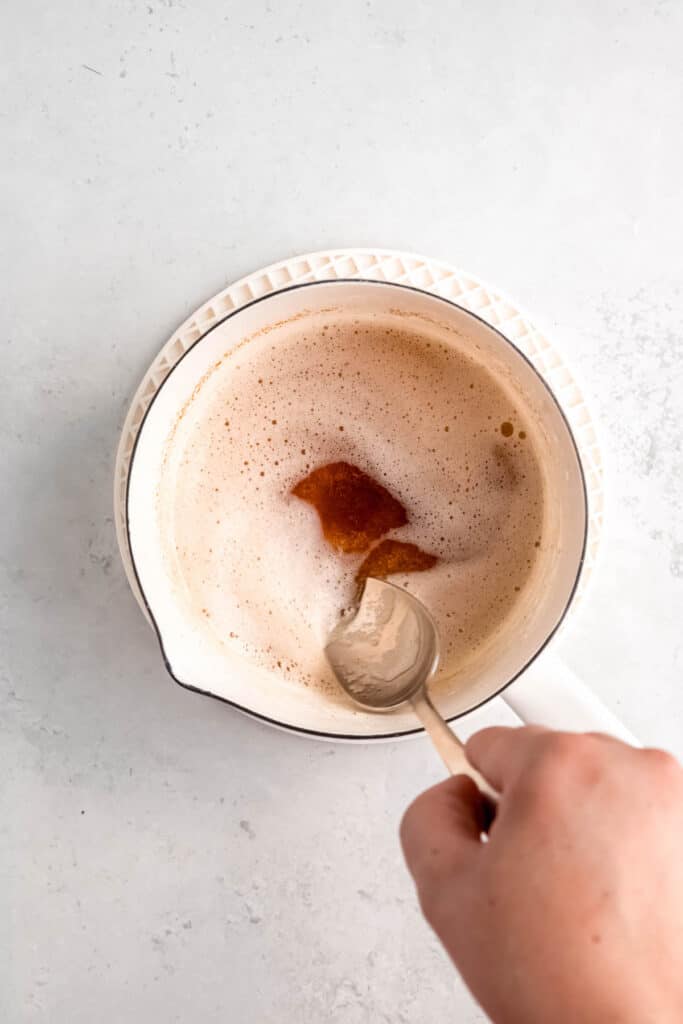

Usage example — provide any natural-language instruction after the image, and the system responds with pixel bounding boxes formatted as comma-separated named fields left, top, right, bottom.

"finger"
left=400, top=775, right=486, bottom=895
left=466, top=725, right=549, bottom=792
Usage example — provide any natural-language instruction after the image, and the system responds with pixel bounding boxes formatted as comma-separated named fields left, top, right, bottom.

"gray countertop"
left=3, top=1, right=682, bottom=1021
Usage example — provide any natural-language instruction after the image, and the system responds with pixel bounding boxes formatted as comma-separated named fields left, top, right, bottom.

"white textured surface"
left=2, top=2, right=682, bottom=1022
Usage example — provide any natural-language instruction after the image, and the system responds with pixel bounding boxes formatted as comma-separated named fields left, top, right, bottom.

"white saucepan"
left=127, top=280, right=635, bottom=743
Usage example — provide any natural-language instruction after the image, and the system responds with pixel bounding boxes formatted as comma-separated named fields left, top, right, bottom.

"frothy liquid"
left=161, top=316, right=545, bottom=694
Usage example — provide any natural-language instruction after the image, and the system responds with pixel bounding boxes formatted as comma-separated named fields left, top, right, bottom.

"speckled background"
left=2, top=1, right=682, bottom=1021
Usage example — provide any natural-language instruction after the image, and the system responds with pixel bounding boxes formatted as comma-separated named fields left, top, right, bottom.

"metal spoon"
left=325, top=577, right=496, bottom=798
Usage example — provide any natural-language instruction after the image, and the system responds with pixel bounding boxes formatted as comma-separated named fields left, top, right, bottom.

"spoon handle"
left=410, top=691, right=498, bottom=799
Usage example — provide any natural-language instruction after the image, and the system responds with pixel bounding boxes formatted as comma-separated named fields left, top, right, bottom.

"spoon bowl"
left=325, top=578, right=440, bottom=711
left=325, top=578, right=497, bottom=797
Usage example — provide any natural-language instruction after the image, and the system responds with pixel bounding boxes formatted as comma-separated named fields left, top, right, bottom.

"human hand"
left=400, top=727, right=683, bottom=1024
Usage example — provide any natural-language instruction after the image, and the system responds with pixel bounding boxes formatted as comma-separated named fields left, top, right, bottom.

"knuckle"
left=399, top=798, right=423, bottom=851
left=409, top=853, right=449, bottom=915
left=643, top=748, right=682, bottom=783
left=399, top=788, right=442, bottom=858
left=540, top=731, right=586, bottom=762
left=532, top=732, right=584, bottom=781
left=517, top=734, right=602, bottom=810
left=418, top=881, right=450, bottom=928
left=538, top=732, right=603, bottom=774
left=400, top=788, right=432, bottom=832
left=414, top=863, right=462, bottom=928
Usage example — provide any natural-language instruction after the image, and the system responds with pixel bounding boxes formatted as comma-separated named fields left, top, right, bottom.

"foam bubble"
left=160, top=316, right=545, bottom=694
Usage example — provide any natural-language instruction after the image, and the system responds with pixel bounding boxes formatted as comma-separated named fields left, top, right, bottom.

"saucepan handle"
left=502, top=653, right=639, bottom=746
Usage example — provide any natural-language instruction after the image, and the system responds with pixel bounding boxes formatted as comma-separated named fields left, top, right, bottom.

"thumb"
left=400, top=775, right=485, bottom=915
